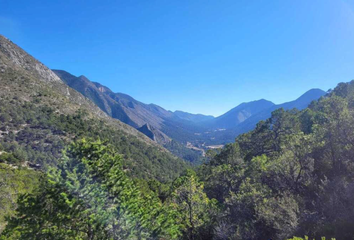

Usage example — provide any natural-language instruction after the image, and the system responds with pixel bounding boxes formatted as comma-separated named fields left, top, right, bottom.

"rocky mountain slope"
left=0, top=34, right=187, bottom=181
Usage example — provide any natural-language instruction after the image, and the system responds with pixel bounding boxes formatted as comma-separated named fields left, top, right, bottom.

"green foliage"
left=0, top=163, right=41, bottom=233
left=196, top=81, right=354, bottom=239
left=165, top=140, right=205, bottom=165
left=167, top=170, right=218, bottom=240
left=1, top=139, right=182, bottom=239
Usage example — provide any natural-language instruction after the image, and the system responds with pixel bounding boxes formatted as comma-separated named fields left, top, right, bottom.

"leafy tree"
left=167, top=170, right=217, bottom=240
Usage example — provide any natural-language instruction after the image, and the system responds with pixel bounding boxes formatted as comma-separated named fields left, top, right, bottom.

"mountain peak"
left=278, top=88, right=326, bottom=110
left=300, top=88, right=326, bottom=98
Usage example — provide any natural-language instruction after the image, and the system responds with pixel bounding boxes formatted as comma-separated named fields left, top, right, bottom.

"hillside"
left=0, top=35, right=188, bottom=181
left=52, top=70, right=212, bottom=139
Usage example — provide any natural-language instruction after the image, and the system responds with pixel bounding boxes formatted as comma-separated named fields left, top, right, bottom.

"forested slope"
left=198, top=80, right=354, bottom=239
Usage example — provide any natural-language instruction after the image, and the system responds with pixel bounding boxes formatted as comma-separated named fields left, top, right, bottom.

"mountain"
left=277, top=88, right=326, bottom=110
left=195, top=89, right=326, bottom=145
left=233, top=88, right=327, bottom=133
left=196, top=81, right=354, bottom=240
left=53, top=70, right=212, bottom=163
left=53, top=70, right=180, bottom=144
left=206, top=90, right=325, bottom=131
left=208, top=99, right=275, bottom=129
left=0, top=35, right=187, bottom=181
left=137, top=123, right=171, bottom=143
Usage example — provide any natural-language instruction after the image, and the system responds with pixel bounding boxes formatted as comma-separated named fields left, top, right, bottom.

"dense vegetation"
left=165, top=140, right=205, bottom=164
left=0, top=39, right=190, bottom=238
left=3, top=81, right=354, bottom=239
left=0, top=163, right=41, bottom=232
left=196, top=81, right=354, bottom=239
left=0, top=139, right=210, bottom=239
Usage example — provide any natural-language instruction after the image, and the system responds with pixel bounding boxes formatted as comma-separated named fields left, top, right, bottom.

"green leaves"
left=2, top=138, right=183, bottom=239
left=167, top=170, right=218, bottom=240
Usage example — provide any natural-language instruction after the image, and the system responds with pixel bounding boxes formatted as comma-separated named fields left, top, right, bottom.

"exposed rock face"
left=137, top=123, right=171, bottom=145
left=138, top=124, right=156, bottom=141
left=0, top=35, right=61, bottom=83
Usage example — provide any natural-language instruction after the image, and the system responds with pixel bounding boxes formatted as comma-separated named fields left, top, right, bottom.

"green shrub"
left=287, top=237, right=336, bottom=240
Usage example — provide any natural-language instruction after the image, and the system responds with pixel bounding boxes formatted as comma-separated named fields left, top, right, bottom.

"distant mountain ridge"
left=197, top=88, right=327, bottom=145
left=233, top=88, right=326, bottom=132
left=204, top=89, right=326, bottom=132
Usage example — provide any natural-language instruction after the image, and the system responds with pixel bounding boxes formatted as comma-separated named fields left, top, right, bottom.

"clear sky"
left=1, top=0, right=354, bottom=116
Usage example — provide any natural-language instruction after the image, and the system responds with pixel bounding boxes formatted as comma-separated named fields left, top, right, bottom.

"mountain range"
left=209, top=88, right=326, bottom=131
left=2, top=33, right=325, bottom=164
left=53, top=69, right=326, bottom=158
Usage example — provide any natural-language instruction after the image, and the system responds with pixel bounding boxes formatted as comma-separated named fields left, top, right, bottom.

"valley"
left=0, top=30, right=350, bottom=239
left=53, top=69, right=326, bottom=163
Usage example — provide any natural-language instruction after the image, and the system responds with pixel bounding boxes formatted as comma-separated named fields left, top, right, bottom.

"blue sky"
left=1, top=0, right=354, bottom=116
